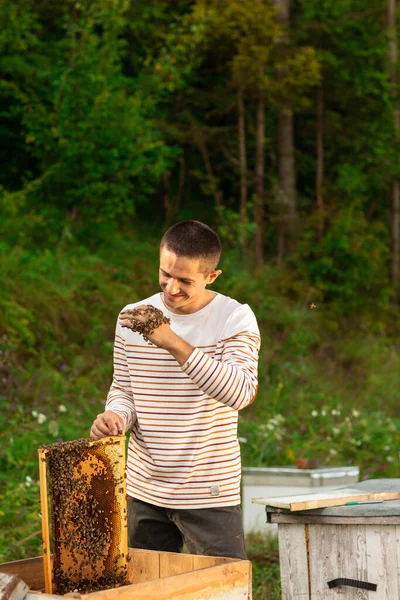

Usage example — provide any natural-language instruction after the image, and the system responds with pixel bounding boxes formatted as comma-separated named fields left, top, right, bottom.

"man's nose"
left=166, top=279, right=180, bottom=295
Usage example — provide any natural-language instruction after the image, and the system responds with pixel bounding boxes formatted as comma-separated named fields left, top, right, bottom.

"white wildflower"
left=332, top=427, right=340, bottom=436
left=352, top=409, right=360, bottom=418
left=32, top=410, right=38, bottom=418
left=311, top=410, right=318, bottom=417
left=238, top=437, right=247, bottom=444
left=384, top=445, right=391, bottom=451
left=37, top=413, right=47, bottom=425
left=58, top=404, right=67, bottom=413
left=266, top=423, right=275, bottom=430
left=387, top=456, right=394, bottom=463
left=321, top=409, right=327, bottom=417
left=25, top=475, right=33, bottom=488
left=329, top=448, right=338, bottom=455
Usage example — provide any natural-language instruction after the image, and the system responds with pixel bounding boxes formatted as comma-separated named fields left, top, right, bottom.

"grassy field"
left=1, top=233, right=399, bottom=597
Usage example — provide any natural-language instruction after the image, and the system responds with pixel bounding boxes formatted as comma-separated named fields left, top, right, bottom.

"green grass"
left=246, top=533, right=281, bottom=600
left=0, top=231, right=400, bottom=599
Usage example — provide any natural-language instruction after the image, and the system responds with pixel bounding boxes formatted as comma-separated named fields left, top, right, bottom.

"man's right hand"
left=90, top=410, right=125, bottom=439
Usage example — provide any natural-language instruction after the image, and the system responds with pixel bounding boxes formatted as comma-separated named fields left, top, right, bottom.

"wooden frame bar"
left=38, top=449, right=52, bottom=594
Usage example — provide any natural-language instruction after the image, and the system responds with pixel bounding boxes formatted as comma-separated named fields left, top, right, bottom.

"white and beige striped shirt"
left=106, top=292, right=260, bottom=508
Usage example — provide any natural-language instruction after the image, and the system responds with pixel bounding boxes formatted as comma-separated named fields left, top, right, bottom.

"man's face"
left=159, top=248, right=221, bottom=314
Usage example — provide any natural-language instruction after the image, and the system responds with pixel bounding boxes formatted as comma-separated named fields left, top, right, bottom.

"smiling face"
left=159, top=248, right=222, bottom=314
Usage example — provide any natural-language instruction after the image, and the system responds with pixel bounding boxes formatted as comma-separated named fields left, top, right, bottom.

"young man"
left=90, top=220, right=260, bottom=559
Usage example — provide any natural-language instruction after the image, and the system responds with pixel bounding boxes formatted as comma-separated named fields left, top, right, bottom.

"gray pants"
left=127, top=496, right=247, bottom=560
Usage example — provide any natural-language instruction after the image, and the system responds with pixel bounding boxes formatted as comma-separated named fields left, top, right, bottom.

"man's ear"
left=206, top=269, right=222, bottom=285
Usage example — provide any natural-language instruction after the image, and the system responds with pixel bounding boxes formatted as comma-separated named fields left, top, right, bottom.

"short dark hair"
left=160, top=220, right=221, bottom=274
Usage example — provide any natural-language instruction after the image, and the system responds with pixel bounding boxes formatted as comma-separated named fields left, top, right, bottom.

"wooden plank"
left=127, top=550, right=160, bottom=584
left=396, top=526, right=400, bottom=592
left=270, top=513, right=400, bottom=525
left=308, top=524, right=335, bottom=600
left=159, top=553, right=193, bottom=578
left=192, top=556, right=237, bottom=570
left=352, top=525, right=369, bottom=600
left=334, top=524, right=369, bottom=600
left=253, top=489, right=398, bottom=511
left=365, top=526, right=399, bottom=599
left=38, top=450, right=52, bottom=595
left=278, top=524, right=309, bottom=600
left=81, top=561, right=251, bottom=600
left=27, top=593, right=65, bottom=600
left=126, top=549, right=237, bottom=584
left=0, top=558, right=46, bottom=592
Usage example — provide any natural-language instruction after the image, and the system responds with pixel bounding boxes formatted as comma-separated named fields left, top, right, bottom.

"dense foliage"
left=1, top=1, right=399, bottom=281
left=1, top=2, right=400, bottom=596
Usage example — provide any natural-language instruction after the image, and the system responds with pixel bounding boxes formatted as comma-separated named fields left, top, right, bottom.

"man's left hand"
left=119, top=305, right=171, bottom=348
left=119, top=305, right=193, bottom=364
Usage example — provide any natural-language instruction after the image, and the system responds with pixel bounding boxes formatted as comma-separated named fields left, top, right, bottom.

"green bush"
left=298, top=206, right=391, bottom=309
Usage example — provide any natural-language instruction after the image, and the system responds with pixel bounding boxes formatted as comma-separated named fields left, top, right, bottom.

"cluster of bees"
left=41, top=438, right=128, bottom=594
left=120, top=305, right=170, bottom=342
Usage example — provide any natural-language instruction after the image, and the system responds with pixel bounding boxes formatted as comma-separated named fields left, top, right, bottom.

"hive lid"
left=261, top=478, right=400, bottom=516
left=253, top=483, right=399, bottom=512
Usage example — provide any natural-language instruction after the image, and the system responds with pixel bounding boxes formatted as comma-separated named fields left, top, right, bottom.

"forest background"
left=1, top=0, right=400, bottom=597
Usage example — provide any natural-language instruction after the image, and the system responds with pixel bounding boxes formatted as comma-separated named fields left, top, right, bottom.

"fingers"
left=119, top=311, right=147, bottom=326
left=90, top=411, right=125, bottom=440
left=119, top=317, right=134, bottom=327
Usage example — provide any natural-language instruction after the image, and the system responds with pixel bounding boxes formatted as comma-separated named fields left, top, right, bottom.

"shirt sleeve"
left=181, top=304, right=260, bottom=410
left=105, top=320, right=137, bottom=430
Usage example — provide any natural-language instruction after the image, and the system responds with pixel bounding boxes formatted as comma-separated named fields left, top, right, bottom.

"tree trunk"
left=187, top=112, right=222, bottom=209
left=389, top=0, right=399, bottom=303
left=316, top=82, right=325, bottom=243
left=164, top=154, right=185, bottom=227
left=274, top=0, right=297, bottom=257
left=278, top=107, right=296, bottom=236
left=255, top=88, right=265, bottom=266
left=393, top=184, right=400, bottom=304
left=238, top=86, right=248, bottom=247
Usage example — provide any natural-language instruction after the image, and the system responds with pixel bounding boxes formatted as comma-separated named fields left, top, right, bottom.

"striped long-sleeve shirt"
left=106, top=292, right=260, bottom=508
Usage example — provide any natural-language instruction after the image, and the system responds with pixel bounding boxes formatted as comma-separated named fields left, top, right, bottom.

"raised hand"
left=119, top=305, right=171, bottom=342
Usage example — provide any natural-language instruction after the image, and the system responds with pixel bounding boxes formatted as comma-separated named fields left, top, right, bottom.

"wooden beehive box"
left=257, top=479, right=400, bottom=599
left=0, top=548, right=252, bottom=600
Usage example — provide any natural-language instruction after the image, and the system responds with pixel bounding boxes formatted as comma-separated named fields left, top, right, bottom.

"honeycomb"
left=38, top=436, right=128, bottom=594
